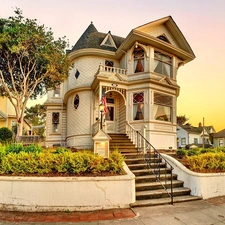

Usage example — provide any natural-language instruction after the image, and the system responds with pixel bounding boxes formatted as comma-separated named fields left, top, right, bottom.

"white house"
left=212, top=129, right=225, bottom=147
left=45, top=16, right=195, bottom=150
left=177, top=124, right=216, bottom=148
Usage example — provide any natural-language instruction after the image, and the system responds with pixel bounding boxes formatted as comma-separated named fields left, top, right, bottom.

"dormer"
left=100, top=31, right=117, bottom=49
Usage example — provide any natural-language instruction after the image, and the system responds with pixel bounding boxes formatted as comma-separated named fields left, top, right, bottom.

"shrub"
left=0, top=127, right=13, bottom=144
left=176, top=149, right=186, bottom=158
left=186, top=149, right=199, bottom=156
left=5, top=143, right=42, bottom=154
left=0, top=149, right=125, bottom=176
left=5, top=143, right=24, bottom=154
left=187, top=152, right=225, bottom=172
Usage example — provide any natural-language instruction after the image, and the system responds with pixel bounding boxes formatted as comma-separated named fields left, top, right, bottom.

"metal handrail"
left=126, top=122, right=174, bottom=204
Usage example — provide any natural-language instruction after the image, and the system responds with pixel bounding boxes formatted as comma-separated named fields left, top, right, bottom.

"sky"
left=1, top=0, right=225, bottom=132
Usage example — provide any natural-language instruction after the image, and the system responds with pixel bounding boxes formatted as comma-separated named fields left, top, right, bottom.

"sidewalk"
left=0, top=196, right=225, bottom=224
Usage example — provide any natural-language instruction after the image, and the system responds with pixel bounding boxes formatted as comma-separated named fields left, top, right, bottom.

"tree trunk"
left=16, top=118, right=24, bottom=142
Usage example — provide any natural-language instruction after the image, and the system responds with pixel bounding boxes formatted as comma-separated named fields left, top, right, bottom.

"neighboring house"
left=177, top=123, right=216, bottom=148
left=0, top=96, right=17, bottom=131
left=212, top=129, right=225, bottom=147
left=45, top=16, right=195, bottom=150
left=0, top=96, right=31, bottom=135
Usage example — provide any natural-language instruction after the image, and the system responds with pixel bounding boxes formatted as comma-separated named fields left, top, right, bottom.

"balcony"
left=97, top=64, right=127, bottom=76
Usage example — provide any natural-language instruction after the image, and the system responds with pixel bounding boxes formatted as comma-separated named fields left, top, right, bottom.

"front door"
left=105, top=101, right=116, bottom=133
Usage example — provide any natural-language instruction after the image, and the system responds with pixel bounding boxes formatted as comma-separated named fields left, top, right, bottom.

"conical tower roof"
left=70, top=22, right=124, bottom=52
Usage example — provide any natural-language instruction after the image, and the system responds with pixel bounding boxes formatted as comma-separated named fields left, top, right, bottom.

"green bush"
left=186, top=149, right=199, bottom=156
left=5, top=143, right=24, bottom=154
left=187, top=152, right=225, bottom=172
left=5, top=143, right=42, bottom=154
left=0, top=127, right=13, bottom=144
left=176, top=149, right=186, bottom=158
left=0, top=149, right=125, bottom=175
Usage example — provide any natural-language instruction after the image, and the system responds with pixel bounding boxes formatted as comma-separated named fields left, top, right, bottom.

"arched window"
left=74, top=94, right=79, bottom=109
left=133, top=47, right=145, bottom=73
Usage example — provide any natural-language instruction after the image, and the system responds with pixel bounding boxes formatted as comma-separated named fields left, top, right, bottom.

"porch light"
left=99, top=102, right=104, bottom=130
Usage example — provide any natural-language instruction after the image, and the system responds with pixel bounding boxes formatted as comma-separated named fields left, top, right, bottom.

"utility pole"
left=202, top=117, right=205, bottom=149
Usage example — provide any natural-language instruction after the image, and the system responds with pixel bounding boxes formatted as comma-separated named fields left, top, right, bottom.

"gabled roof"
left=70, top=22, right=124, bottom=53
left=68, top=16, right=195, bottom=64
left=213, top=129, right=225, bottom=138
left=134, top=16, right=194, bottom=56
left=179, top=125, right=200, bottom=134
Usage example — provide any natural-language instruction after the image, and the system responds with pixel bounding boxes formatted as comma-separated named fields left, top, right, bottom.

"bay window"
left=154, top=51, right=172, bottom=77
left=154, top=93, right=172, bottom=122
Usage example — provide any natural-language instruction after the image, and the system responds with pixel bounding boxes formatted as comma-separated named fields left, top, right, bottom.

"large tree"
left=0, top=9, right=70, bottom=140
left=177, top=114, right=190, bottom=125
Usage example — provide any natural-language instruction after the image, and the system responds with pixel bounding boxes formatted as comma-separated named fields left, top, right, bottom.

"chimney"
left=198, top=122, right=202, bottom=127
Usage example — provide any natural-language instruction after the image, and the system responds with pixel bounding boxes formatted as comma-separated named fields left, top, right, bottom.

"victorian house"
left=45, top=16, right=195, bottom=150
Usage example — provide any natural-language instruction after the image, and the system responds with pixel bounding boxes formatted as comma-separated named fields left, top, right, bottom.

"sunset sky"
left=1, top=0, right=225, bottom=132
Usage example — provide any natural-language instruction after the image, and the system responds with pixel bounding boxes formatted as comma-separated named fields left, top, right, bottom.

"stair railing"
left=126, top=122, right=174, bottom=204
left=126, top=122, right=141, bottom=153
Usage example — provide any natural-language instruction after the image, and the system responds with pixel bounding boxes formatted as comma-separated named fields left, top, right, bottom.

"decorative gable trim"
left=159, top=76, right=173, bottom=85
left=100, top=32, right=117, bottom=49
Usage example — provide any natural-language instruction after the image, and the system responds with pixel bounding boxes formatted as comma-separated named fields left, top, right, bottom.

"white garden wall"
left=0, top=164, right=135, bottom=212
left=163, top=154, right=225, bottom=199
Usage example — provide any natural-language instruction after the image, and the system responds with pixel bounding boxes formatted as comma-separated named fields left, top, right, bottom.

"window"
left=181, top=138, right=186, bottom=145
left=54, top=86, right=60, bottom=97
left=105, top=106, right=114, bottom=121
left=52, top=112, right=59, bottom=133
left=74, top=94, right=79, bottom=109
left=219, top=139, right=224, bottom=146
left=133, top=92, right=144, bottom=120
left=105, top=60, right=114, bottom=72
left=194, top=138, right=198, bottom=144
left=133, top=47, right=145, bottom=73
left=157, top=35, right=170, bottom=43
left=105, top=60, right=114, bottom=67
left=154, top=51, right=172, bottom=77
left=154, top=93, right=172, bottom=122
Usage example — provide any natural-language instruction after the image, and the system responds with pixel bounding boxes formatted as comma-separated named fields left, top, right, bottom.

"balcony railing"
left=98, top=64, right=127, bottom=75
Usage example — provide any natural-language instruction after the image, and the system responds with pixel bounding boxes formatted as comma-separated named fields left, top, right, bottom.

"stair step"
left=136, top=187, right=191, bottom=200
left=109, top=132, right=201, bottom=207
left=132, top=168, right=171, bottom=176
left=135, top=173, right=178, bottom=183
left=136, top=180, right=183, bottom=191
left=125, top=158, right=162, bottom=164
left=131, top=195, right=203, bottom=207
left=128, top=162, right=166, bottom=170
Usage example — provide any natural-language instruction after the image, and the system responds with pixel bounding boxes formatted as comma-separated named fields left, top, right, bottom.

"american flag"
left=101, top=95, right=108, bottom=116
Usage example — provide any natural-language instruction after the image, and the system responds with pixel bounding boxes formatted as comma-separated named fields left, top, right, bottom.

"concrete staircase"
left=109, top=133, right=202, bottom=207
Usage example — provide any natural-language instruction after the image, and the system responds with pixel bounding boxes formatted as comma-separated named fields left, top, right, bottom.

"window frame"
left=154, top=50, right=172, bottom=77
left=181, top=138, right=186, bottom=145
left=133, top=47, right=145, bottom=73
left=53, top=85, right=60, bottom=98
left=153, top=92, right=172, bottom=122
left=74, top=94, right=79, bottom=110
left=133, top=92, right=144, bottom=121
left=52, top=112, right=60, bottom=133
left=219, top=138, right=224, bottom=146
